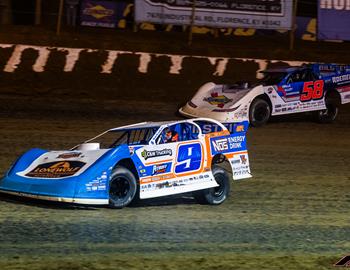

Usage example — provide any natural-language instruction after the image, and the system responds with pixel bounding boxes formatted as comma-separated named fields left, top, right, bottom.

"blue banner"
left=318, top=0, right=350, bottom=40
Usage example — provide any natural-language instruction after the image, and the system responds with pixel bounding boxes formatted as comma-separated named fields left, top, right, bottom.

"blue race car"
left=0, top=118, right=251, bottom=208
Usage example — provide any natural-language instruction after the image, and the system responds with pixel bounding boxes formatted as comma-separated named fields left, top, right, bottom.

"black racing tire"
left=193, top=166, right=230, bottom=205
left=314, top=92, right=340, bottom=123
left=109, top=166, right=137, bottom=209
left=249, top=98, right=271, bottom=127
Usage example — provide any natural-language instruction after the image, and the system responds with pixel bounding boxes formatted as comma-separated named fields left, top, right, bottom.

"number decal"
left=174, top=143, right=202, bottom=174
left=301, top=81, right=313, bottom=101
left=300, top=80, right=324, bottom=102
left=313, top=80, right=324, bottom=99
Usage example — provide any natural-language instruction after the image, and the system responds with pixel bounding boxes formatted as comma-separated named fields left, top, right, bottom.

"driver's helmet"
left=164, top=127, right=172, bottom=141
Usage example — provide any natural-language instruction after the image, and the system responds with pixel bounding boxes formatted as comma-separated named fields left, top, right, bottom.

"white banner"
left=135, top=0, right=293, bottom=30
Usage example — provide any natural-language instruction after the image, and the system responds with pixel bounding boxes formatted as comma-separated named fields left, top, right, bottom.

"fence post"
left=289, top=0, right=298, bottom=50
left=35, top=0, right=42, bottom=25
left=188, top=0, right=196, bottom=46
left=56, top=0, right=64, bottom=35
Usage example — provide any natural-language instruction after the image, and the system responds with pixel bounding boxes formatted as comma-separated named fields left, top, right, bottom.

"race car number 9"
left=300, top=80, right=324, bottom=102
left=175, top=143, right=202, bottom=174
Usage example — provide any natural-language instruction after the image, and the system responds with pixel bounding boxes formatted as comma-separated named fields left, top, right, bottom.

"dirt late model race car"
left=179, top=64, right=350, bottom=126
left=0, top=118, right=251, bottom=208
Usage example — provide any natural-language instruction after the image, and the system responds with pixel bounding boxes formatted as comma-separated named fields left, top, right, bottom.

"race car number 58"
left=300, top=80, right=324, bottom=102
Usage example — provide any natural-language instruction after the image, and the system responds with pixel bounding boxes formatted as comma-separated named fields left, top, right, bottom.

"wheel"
left=314, top=92, right=340, bottom=123
left=193, top=166, right=230, bottom=205
left=249, top=98, right=271, bottom=127
left=109, top=166, right=137, bottom=209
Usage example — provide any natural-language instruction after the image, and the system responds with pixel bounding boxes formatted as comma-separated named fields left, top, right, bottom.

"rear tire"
left=109, top=166, right=137, bottom=209
left=193, top=166, right=230, bottom=205
left=249, top=98, right=271, bottom=127
left=314, top=92, right=340, bottom=123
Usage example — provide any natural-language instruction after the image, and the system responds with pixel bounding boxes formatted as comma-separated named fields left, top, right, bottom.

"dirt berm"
left=1, top=26, right=350, bottom=102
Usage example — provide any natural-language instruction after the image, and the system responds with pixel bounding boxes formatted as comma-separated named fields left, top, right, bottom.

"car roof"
left=109, top=121, right=172, bottom=131
left=262, top=66, right=306, bottom=73
left=108, top=118, right=226, bottom=132
left=80, top=118, right=227, bottom=146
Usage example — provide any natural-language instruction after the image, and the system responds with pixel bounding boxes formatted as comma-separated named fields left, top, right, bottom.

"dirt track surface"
left=0, top=95, right=349, bottom=270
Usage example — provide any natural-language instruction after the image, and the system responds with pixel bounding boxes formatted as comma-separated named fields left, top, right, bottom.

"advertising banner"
left=318, top=0, right=350, bottom=40
left=80, top=0, right=118, bottom=28
left=135, top=0, right=293, bottom=30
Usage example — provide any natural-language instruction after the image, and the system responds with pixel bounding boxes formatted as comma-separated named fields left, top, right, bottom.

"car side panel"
left=324, top=73, right=350, bottom=104
left=207, top=121, right=251, bottom=180
left=131, top=140, right=218, bottom=199
left=266, top=82, right=327, bottom=116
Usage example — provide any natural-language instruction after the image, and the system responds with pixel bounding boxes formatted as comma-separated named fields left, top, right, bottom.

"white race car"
left=179, top=64, right=350, bottom=126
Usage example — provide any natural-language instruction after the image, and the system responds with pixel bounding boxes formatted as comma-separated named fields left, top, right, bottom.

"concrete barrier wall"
left=0, top=44, right=310, bottom=102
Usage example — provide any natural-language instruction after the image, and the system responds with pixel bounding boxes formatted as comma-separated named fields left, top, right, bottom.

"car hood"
left=16, top=149, right=110, bottom=179
left=193, top=84, right=255, bottom=110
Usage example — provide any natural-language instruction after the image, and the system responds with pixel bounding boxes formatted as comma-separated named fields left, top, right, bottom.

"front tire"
left=109, top=166, right=137, bottom=209
left=314, top=92, right=340, bottom=123
left=249, top=98, right=271, bottom=127
left=193, top=166, right=230, bottom=205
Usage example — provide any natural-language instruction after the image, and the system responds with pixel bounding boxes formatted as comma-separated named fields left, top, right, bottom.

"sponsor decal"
left=85, top=172, right=108, bottom=191
left=140, top=173, right=212, bottom=192
left=228, top=136, right=245, bottom=148
left=235, top=124, right=245, bottom=132
left=141, top=149, right=172, bottom=160
left=211, top=135, right=245, bottom=153
left=332, top=74, right=350, bottom=83
left=152, top=164, right=168, bottom=175
left=57, top=152, right=81, bottom=159
left=80, top=0, right=118, bottom=28
left=212, top=138, right=229, bottom=151
left=233, top=108, right=248, bottom=119
left=26, top=161, right=86, bottom=178
left=318, top=64, right=336, bottom=72
left=240, top=155, right=247, bottom=164
left=231, top=159, right=240, bottom=164
left=233, top=166, right=250, bottom=177
left=204, top=92, right=232, bottom=108
left=83, top=4, right=114, bottom=19
left=155, top=181, right=179, bottom=189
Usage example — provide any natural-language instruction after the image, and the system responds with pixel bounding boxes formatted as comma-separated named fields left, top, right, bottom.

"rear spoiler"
left=311, top=64, right=350, bottom=76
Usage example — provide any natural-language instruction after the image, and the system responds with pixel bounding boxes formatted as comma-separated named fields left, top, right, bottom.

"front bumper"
left=0, top=174, right=109, bottom=205
left=179, top=102, right=247, bottom=123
